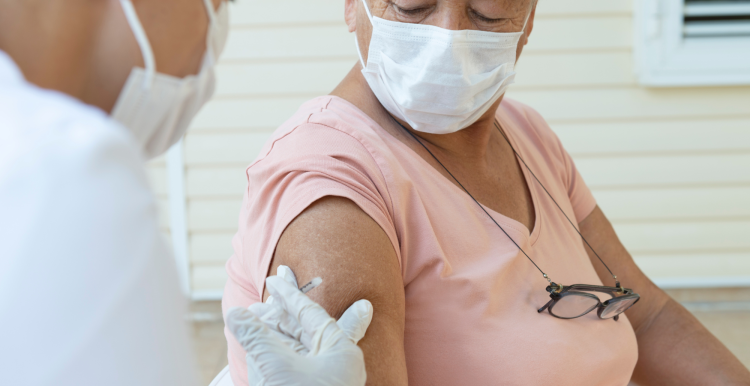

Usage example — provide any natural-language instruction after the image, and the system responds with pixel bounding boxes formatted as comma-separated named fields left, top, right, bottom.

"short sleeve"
left=560, top=144, right=597, bottom=223
left=235, top=122, right=399, bottom=299
left=222, top=112, right=402, bottom=386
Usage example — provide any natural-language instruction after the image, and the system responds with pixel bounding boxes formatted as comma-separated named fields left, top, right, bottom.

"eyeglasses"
left=537, top=284, right=640, bottom=321
left=394, top=116, right=643, bottom=321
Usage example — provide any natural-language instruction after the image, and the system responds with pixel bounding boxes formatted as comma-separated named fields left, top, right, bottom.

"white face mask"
left=113, top=0, right=230, bottom=159
left=356, top=0, right=528, bottom=135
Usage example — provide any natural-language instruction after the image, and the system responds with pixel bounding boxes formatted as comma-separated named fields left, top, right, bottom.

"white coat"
left=0, top=50, right=198, bottom=386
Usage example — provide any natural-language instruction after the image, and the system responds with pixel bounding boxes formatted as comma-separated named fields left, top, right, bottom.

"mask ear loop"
left=361, top=0, right=374, bottom=19
left=203, top=0, right=218, bottom=26
left=520, top=7, right=532, bottom=33
left=119, top=0, right=156, bottom=88
left=354, top=0, right=374, bottom=68
left=201, top=0, right=223, bottom=64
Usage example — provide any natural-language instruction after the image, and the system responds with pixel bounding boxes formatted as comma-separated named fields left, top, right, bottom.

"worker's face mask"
left=112, top=0, right=229, bottom=159
left=356, top=0, right=528, bottom=135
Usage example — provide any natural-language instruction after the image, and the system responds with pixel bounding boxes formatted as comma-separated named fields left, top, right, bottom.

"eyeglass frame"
left=537, top=283, right=641, bottom=321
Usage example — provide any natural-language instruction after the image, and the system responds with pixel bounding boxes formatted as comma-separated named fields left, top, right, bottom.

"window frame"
left=634, top=0, right=750, bottom=86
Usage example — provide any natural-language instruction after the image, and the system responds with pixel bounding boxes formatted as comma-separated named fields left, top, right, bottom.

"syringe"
left=299, top=277, right=323, bottom=294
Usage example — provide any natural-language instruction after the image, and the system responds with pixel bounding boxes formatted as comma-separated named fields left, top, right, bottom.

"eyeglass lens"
left=600, top=297, right=638, bottom=319
left=550, top=293, right=599, bottom=318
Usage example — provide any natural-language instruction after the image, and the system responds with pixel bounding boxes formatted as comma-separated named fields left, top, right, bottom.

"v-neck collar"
left=332, top=95, right=544, bottom=247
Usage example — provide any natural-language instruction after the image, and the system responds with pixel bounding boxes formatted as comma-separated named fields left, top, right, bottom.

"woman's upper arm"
left=263, top=195, right=408, bottom=386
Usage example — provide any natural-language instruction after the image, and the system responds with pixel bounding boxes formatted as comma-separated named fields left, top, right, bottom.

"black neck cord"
left=391, top=115, right=619, bottom=287
left=491, top=120, right=618, bottom=286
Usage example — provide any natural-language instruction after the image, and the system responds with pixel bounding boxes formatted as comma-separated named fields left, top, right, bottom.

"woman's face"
left=345, top=0, right=536, bottom=65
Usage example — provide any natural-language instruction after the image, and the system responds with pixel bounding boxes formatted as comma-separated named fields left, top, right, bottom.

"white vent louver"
left=634, top=0, right=750, bottom=86
left=683, top=0, right=750, bottom=38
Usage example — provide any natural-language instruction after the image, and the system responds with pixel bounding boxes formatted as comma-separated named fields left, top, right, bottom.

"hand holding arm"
left=226, top=275, right=374, bottom=386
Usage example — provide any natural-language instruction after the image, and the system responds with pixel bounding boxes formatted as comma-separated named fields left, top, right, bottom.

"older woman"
left=222, top=0, right=750, bottom=385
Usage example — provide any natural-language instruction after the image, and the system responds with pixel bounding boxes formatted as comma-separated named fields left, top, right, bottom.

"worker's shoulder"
left=0, top=80, right=145, bottom=180
left=0, top=81, right=154, bottom=222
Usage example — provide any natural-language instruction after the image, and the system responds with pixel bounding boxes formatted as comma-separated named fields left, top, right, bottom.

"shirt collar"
left=0, top=50, right=24, bottom=85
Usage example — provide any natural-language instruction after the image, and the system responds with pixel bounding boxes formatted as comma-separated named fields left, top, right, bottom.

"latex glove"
left=260, top=266, right=371, bottom=350
left=227, top=275, right=373, bottom=386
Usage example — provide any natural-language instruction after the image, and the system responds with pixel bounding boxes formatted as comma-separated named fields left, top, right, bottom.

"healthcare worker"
left=0, top=0, right=371, bottom=385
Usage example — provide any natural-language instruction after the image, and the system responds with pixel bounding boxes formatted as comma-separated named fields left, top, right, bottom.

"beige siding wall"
left=150, top=0, right=750, bottom=297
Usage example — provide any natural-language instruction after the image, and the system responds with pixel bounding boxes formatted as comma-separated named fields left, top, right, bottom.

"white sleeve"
left=0, top=126, right=198, bottom=386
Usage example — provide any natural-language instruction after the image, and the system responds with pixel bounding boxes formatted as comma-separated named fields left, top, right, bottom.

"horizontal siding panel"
left=192, top=233, right=235, bottom=265
left=187, top=167, right=248, bottom=197
left=614, top=220, right=750, bottom=253
left=506, top=87, right=750, bottom=123
left=184, top=132, right=272, bottom=165
left=215, top=52, right=636, bottom=98
left=554, top=118, right=750, bottom=155
left=525, top=17, right=631, bottom=52
left=223, top=25, right=355, bottom=62
left=222, top=17, right=630, bottom=63
left=595, top=186, right=750, bottom=221
left=576, top=153, right=750, bottom=188
left=192, top=266, right=229, bottom=291
left=633, top=252, right=750, bottom=278
left=216, top=60, right=352, bottom=97
left=535, top=0, right=633, bottom=17
left=227, top=0, right=632, bottom=27
left=229, top=0, right=343, bottom=25
left=189, top=98, right=308, bottom=131
left=516, top=52, right=635, bottom=88
left=188, top=199, right=243, bottom=232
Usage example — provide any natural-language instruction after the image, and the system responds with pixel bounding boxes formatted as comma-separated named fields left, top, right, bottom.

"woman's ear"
left=524, top=0, right=538, bottom=46
left=345, top=0, right=357, bottom=33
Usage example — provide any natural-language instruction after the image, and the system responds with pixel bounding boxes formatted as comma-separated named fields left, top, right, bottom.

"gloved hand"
left=259, top=266, right=372, bottom=351
left=226, top=271, right=373, bottom=386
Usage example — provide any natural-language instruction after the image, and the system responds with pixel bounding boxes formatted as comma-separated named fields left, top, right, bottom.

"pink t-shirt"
left=222, top=96, right=638, bottom=386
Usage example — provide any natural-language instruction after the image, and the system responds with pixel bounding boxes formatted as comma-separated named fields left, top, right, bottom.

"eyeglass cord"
left=491, top=120, right=618, bottom=286
left=391, top=115, right=619, bottom=287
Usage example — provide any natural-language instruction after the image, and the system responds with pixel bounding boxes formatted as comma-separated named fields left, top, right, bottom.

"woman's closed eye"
left=470, top=9, right=507, bottom=25
left=391, top=2, right=433, bottom=19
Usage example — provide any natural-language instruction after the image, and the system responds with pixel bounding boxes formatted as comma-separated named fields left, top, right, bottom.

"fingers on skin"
left=265, top=276, right=349, bottom=351
left=265, top=265, right=298, bottom=305
left=337, top=299, right=374, bottom=344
